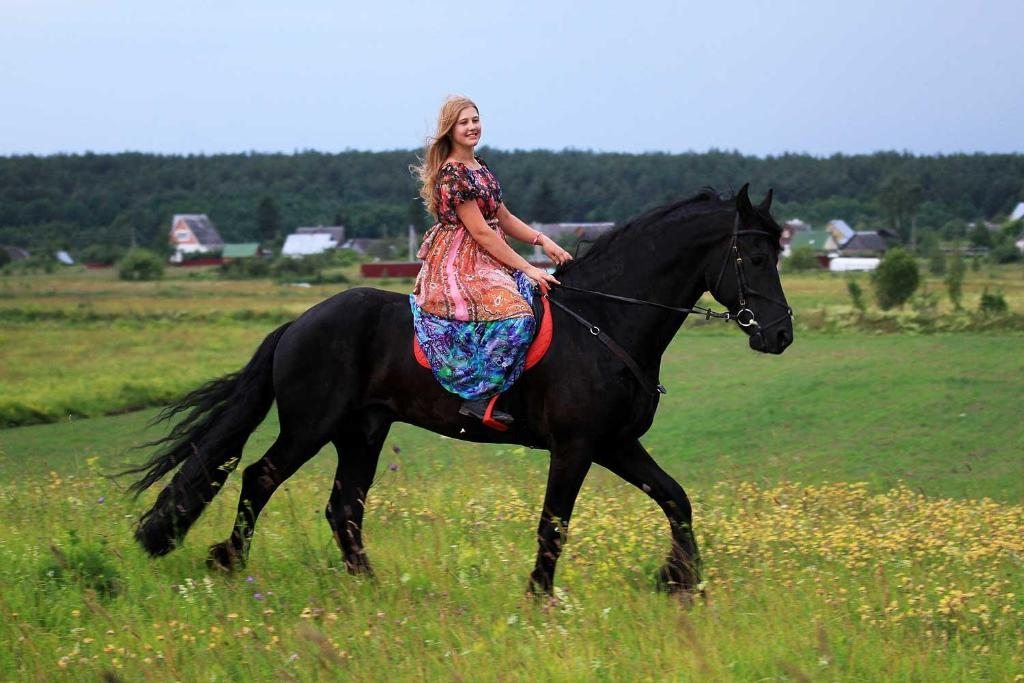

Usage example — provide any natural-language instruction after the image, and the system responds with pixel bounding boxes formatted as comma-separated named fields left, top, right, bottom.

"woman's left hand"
left=541, top=237, right=573, bottom=267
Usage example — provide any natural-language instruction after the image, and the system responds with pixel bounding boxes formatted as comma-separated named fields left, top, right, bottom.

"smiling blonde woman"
left=410, top=95, right=572, bottom=426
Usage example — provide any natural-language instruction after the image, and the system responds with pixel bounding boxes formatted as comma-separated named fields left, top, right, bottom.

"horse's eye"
left=751, top=254, right=768, bottom=267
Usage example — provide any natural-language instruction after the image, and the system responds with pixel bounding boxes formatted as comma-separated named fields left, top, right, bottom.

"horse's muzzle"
left=748, top=326, right=793, bottom=354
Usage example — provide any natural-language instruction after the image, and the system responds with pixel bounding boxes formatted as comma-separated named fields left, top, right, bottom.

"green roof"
left=222, top=243, right=260, bottom=258
left=789, top=231, right=833, bottom=251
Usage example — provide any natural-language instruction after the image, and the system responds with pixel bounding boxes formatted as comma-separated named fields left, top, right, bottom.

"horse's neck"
left=563, top=212, right=723, bottom=360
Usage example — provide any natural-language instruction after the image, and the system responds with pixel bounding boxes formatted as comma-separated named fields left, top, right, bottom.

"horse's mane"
left=554, top=187, right=729, bottom=277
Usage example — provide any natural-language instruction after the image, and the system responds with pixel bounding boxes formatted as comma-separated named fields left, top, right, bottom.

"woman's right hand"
left=525, top=266, right=559, bottom=296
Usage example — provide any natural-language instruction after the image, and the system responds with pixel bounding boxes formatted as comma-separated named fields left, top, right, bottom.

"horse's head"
left=707, top=184, right=793, bottom=355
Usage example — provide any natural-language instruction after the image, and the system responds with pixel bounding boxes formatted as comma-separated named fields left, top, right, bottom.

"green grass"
left=0, top=269, right=1022, bottom=680
left=0, top=416, right=1021, bottom=681
left=3, top=331, right=1022, bottom=500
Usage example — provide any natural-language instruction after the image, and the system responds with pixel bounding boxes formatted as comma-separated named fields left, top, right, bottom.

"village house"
left=837, top=231, right=892, bottom=258
left=168, top=214, right=224, bottom=263
left=824, top=219, right=855, bottom=245
left=281, top=225, right=346, bottom=258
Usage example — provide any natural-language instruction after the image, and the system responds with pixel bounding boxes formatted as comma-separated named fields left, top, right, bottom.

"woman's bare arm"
left=496, top=204, right=573, bottom=267
left=456, top=201, right=559, bottom=293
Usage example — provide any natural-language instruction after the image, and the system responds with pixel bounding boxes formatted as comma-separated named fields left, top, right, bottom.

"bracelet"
left=532, top=232, right=544, bottom=246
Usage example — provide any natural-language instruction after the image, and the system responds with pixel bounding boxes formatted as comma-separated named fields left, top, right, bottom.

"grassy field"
left=0, top=267, right=1022, bottom=680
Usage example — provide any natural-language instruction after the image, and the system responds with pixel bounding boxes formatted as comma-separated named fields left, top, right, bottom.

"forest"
left=1, top=148, right=1022, bottom=253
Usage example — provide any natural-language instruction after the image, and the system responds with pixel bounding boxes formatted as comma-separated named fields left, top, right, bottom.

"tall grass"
left=0, top=432, right=1020, bottom=681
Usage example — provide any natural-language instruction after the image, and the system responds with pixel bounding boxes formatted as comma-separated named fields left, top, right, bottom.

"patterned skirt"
left=410, top=272, right=535, bottom=400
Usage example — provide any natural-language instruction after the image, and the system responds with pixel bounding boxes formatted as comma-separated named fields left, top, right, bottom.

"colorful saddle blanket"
left=413, top=294, right=553, bottom=372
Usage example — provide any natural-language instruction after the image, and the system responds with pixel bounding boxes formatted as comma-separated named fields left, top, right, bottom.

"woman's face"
left=449, top=106, right=481, bottom=149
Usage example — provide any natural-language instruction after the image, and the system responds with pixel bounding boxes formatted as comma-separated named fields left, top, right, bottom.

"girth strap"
left=547, top=296, right=667, bottom=396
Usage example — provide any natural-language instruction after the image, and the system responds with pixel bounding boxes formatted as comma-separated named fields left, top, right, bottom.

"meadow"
left=0, top=266, right=1022, bottom=681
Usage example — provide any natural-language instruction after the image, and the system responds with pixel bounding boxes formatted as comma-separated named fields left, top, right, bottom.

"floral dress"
left=410, top=159, right=535, bottom=400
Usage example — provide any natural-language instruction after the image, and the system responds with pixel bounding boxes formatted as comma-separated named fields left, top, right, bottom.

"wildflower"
left=391, top=445, right=401, bottom=454
left=388, top=463, right=399, bottom=472
left=96, top=496, right=105, bottom=504
left=253, top=592, right=264, bottom=601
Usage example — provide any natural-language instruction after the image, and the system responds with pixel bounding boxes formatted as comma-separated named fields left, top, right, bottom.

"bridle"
left=711, top=214, right=794, bottom=334
left=548, top=212, right=793, bottom=395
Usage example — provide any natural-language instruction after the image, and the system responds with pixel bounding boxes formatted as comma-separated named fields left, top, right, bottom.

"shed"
left=222, top=243, right=260, bottom=259
left=789, top=230, right=838, bottom=253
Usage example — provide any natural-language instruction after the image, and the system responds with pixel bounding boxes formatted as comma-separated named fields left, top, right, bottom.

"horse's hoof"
left=206, top=542, right=240, bottom=573
left=656, top=565, right=705, bottom=604
left=343, top=551, right=374, bottom=577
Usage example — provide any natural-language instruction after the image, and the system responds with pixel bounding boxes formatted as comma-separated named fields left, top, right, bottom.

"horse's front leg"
left=528, top=442, right=592, bottom=596
left=596, top=440, right=702, bottom=595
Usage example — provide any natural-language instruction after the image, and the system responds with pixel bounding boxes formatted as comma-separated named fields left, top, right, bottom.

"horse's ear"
left=758, top=188, right=774, bottom=213
left=736, top=183, right=753, bottom=216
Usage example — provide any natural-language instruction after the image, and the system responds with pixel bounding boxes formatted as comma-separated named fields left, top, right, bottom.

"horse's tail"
left=124, top=322, right=292, bottom=556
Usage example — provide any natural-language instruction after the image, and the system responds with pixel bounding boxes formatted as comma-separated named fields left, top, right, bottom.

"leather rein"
left=547, top=213, right=793, bottom=395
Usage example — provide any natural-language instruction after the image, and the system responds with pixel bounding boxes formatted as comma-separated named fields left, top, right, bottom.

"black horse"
left=126, top=184, right=793, bottom=596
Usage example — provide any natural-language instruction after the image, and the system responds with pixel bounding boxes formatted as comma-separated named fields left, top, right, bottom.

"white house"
left=281, top=225, right=346, bottom=257
left=282, top=233, right=338, bottom=257
left=168, top=214, right=224, bottom=262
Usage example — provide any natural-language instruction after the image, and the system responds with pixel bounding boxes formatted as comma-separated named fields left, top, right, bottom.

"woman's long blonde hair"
left=412, top=95, right=479, bottom=219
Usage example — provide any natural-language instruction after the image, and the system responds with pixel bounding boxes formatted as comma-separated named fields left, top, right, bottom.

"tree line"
left=1, top=149, right=1022, bottom=253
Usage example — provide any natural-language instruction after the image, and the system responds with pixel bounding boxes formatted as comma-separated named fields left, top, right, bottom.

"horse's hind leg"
left=596, top=440, right=702, bottom=595
left=208, top=431, right=326, bottom=571
left=326, top=415, right=390, bottom=576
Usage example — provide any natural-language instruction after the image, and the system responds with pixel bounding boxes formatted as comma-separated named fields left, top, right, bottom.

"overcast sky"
left=1, top=0, right=1021, bottom=157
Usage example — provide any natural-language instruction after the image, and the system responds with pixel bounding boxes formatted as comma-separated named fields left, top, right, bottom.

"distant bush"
left=267, top=253, right=353, bottom=284
left=786, top=247, right=820, bottom=271
left=989, top=242, right=1022, bottom=264
left=927, top=251, right=946, bottom=275
left=220, top=258, right=271, bottom=279
left=270, top=256, right=320, bottom=281
left=978, top=289, right=1008, bottom=315
left=117, top=249, right=164, bottom=281
left=330, top=248, right=363, bottom=267
left=944, top=253, right=966, bottom=310
left=80, top=244, right=126, bottom=266
left=872, top=248, right=920, bottom=310
left=2, top=254, right=56, bottom=275
left=846, top=280, right=866, bottom=312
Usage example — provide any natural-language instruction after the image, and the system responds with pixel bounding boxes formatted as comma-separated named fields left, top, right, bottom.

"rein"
left=548, top=213, right=793, bottom=395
